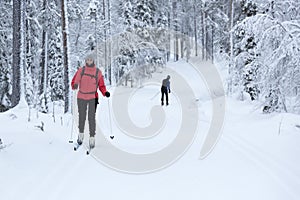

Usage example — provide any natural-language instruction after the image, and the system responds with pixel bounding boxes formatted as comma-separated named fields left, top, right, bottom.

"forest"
left=0, top=0, right=299, bottom=114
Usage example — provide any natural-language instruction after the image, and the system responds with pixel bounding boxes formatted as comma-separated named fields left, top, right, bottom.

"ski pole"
left=107, top=98, right=114, bottom=139
left=69, top=90, right=77, bottom=143
left=150, top=91, right=160, bottom=100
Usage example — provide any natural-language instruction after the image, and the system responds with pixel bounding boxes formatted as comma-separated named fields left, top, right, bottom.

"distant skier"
left=71, top=53, right=110, bottom=149
left=161, top=75, right=171, bottom=106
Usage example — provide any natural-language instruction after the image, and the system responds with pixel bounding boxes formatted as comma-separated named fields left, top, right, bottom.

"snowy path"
left=1, top=60, right=300, bottom=200
left=187, top=57, right=225, bottom=159
left=222, top=109, right=300, bottom=200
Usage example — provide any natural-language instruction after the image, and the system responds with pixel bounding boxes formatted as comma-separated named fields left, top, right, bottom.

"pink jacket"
left=71, top=65, right=107, bottom=100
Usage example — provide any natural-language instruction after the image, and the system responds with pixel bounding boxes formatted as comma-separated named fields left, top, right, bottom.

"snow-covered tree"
left=61, top=0, right=70, bottom=113
left=227, top=0, right=300, bottom=113
left=37, top=0, right=65, bottom=113
left=0, top=0, right=13, bottom=111
left=67, top=0, right=84, bottom=65
left=257, top=17, right=300, bottom=113
left=11, top=0, right=22, bottom=107
left=48, top=28, right=64, bottom=101
left=24, top=0, right=42, bottom=107
left=114, top=0, right=167, bottom=85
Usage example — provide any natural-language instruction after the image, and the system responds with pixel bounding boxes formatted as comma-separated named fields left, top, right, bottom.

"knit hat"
left=85, top=52, right=96, bottom=62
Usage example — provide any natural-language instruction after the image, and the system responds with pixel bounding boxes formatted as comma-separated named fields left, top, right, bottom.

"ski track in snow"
left=24, top=152, right=85, bottom=200
left=223, top=134, right=299, bottom=200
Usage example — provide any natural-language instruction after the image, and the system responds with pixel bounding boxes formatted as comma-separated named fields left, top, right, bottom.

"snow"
left=1, top=59, right=300, bottom=200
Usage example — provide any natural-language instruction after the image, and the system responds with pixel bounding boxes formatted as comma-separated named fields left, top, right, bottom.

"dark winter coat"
left=161, top=77, right=170, bottom=92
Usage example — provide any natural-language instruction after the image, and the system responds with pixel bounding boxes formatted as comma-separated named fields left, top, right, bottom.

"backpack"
left=79, top=66, right=100, bottom=94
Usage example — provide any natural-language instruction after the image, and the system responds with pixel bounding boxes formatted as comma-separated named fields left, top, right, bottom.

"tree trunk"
left=193, top=2, right=198, bottom=57
left=20, top=0, right=26, bottom=101
left=228, top=0, right=234, bottom=94
left=167, top=5, right=171, bottom=62
left=102, top=0, right=107, bottom=80
left=210, top=15, right=215, bottom=63
left=61, top=0, right=69, bottom=113
left=211, top=19, right=214, bottom=63
left=180, top=0, right=184, bottom=59
left=172, top=1, right=178, bottom=61
left=11, top=0, right=21, bottom=107
left=205, top=12, right=209, bottom=61
left=39, top=0, right=46, bottom=98
left=201, top=6, right=205, bottom=60
left=107, top=0, right=112, bottom=85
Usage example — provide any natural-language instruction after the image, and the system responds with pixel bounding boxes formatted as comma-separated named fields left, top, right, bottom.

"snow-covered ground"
left=1, top=60, right=300, bottom=200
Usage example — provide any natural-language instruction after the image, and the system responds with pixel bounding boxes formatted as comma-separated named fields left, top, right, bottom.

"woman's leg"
left=77, top=98, right=88, bottom=133
left=88, top=98, right=98, bottom=137
left=161, top=87, right=165, bottom=105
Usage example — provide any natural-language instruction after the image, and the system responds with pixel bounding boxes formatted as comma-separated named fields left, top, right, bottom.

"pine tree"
left=0, top=0, right=13, bottom=111
left=38, top=0, right=64, bottom=113
left=25, top=0, right=42, bottom=107
left=67, top=0, right=84, bottom=77
left=11, top=0, right=22, bottom=108
left=48, top=29, right=64, bottom=102
left=61, top=0, right=70, bottom=113
left=229, top=0, right=260, bottom=100
left=38, top=0, right=49, bottom=113
left=226, top=0, right=300, bottom=113
left=48, top=1, right=64, bottom=106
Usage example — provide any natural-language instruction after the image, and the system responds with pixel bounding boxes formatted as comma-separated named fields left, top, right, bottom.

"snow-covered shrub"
left=231, top=12, right=300, bottom=113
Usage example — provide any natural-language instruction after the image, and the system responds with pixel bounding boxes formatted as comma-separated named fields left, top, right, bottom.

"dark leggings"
left=77, top=98, right=98, bottom=137
left=161, top=86, right=169, bottom=104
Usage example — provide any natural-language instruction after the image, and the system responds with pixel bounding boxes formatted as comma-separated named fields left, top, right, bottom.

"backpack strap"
left=80, top=66, right=86, bottom=78
left=95, top=68, right=99, bottom=82
left=94, top=68, right=100, bottom=93
left=79, top=66, right=85, bottom=89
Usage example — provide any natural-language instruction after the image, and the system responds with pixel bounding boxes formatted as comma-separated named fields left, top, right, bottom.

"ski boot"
left=77, top=132, right=84, bottom=145
left=89, top=136, right=95, bottom=149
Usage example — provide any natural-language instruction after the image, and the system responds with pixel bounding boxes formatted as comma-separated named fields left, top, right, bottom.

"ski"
left=86, top=147, right=93, bottom=155
left=73, top=143, right=82, bottom=151
left=0, top=145, right=7, bottom=150
left=74, top=143, right=92, bottom=155
left=0, top=143, right=13, bottom=151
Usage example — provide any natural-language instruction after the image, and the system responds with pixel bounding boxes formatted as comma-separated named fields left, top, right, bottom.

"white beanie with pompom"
left=85, top=52, right=96, bottom=62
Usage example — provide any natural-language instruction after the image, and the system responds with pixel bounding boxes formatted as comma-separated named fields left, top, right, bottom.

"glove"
left=169, top=89, right=171, bottom=93
left=73, top=84, right=78, bottom=90
left=105, top=91, right=110, bottom=98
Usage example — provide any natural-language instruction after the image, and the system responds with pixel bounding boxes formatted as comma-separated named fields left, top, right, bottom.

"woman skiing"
left=71, top=53, right=110, bottom=149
